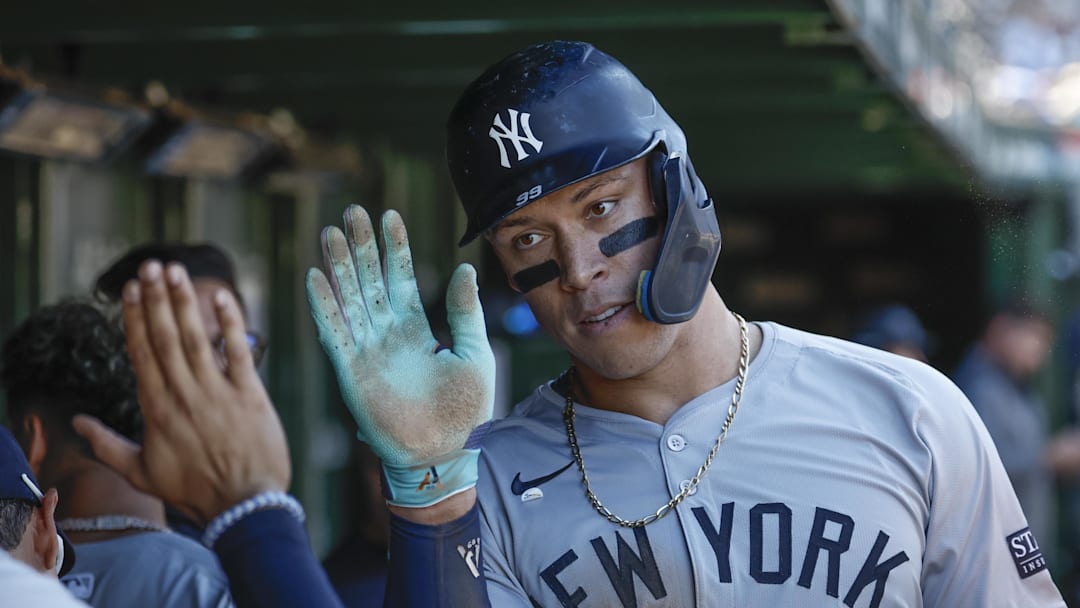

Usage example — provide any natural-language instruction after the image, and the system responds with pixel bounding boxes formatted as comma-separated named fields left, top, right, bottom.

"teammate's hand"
left=72, top=261, right=292, bottom=525
left=306, top=206, right=495, bottom=508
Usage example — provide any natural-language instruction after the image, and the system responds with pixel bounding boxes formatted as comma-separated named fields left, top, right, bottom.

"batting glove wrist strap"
left=382, top=448, right=480, bottom=508
left=381, top=420, right=491, bottom=508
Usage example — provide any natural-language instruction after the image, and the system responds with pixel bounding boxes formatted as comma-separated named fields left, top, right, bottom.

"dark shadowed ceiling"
left=0, top=0, right=972, bottom=195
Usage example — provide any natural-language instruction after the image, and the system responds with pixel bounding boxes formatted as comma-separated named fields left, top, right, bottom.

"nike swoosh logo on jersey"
left=510, top=461, right=574, bottom=495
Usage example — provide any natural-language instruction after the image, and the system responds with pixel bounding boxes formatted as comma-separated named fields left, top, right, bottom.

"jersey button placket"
left=678, top=478, right=698, bottom=496
left=666, top=434, right=687, bottom=452
left=659, top=429, right=707, bottom=604
left=666, top=435, right=697, bottom=495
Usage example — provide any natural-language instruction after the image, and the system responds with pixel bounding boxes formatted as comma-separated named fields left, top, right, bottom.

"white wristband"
left=201, top=491, right=306, bottom=549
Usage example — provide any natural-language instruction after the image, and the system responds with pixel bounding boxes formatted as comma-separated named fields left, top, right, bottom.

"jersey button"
left=679, top=479, right=698, bottom=496
left=666, top=434, right=687, bottom=452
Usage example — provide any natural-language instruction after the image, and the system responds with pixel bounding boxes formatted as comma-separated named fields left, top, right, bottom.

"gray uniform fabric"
left=478, top=322, right=1067, bottom=607
left=59, top=531, right=233, bottom=608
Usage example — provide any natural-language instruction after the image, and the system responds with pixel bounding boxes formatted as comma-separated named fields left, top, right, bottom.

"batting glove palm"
left=306, top=206, right=495, bottom=508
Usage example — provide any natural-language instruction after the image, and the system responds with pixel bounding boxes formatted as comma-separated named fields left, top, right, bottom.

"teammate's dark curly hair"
left=1, top=300, right=142, bottom=444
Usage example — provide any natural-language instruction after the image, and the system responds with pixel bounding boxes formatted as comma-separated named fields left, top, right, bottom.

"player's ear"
left=32, top=488, right=60, bottom=575
left=22, top=415, right=48, bottom=477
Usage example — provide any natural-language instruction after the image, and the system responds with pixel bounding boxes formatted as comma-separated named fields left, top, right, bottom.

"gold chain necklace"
left=561, top=311, right=750, bottom=528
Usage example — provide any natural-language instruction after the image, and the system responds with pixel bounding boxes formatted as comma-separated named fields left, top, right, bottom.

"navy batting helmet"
left=446, top=40, right=721, bottom=324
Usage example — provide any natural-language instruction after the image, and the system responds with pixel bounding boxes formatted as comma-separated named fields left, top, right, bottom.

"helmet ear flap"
left=647, top=145, right=670, bottom=217
left=637, top=149, right=722, bottom=325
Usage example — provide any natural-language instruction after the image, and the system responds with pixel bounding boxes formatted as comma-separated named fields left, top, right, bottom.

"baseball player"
left=302, top=40, right=1067, bottom=606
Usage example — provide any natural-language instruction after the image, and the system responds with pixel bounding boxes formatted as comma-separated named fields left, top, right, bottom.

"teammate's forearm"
left=213, top=509, right=344, bottom=608
left=385, top=496, right=491, bottom=608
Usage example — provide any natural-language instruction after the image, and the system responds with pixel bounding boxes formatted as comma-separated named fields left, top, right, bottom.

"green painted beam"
left=0, top=53, right=870, bottom=94
left=0, top=4, right=830, bottom=43
left=3, top=31, right=828, bottom=79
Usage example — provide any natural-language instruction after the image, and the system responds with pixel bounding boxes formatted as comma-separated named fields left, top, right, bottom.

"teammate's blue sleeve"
left=213, top=508, right=344, bottom=608
left=384, top=504, right=491, bottom=608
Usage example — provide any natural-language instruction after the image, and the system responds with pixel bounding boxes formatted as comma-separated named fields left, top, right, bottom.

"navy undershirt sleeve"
left=385, top=504, right=491, bottom=608
left=214, top=508, right=344, bottom=608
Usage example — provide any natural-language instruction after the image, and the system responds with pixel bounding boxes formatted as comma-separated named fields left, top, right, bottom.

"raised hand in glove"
left=306, top=206, right=495, bottom=508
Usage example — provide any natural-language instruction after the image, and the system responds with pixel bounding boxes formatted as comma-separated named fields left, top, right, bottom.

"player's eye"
left=587, top=201, right=616, bottom=219
left=514, top=232, right=543, bottom=249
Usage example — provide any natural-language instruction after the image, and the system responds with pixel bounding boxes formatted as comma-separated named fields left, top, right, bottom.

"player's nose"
left=558, top=236, right=607, bottom=291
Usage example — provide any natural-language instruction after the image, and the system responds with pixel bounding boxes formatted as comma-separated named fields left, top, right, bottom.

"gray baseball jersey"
left=477, top=322, right=1066, bottom=607
left=60, top=531, right=233, bottom=607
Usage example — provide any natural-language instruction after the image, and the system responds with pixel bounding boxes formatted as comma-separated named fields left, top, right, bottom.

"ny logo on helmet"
left=489, top=109, right=543, bottom=169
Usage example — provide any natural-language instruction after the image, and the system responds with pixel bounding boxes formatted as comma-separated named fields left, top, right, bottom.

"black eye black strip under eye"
left=513, top=259, right=561, bottom=293
left=598, top=216, right=660, bottom=257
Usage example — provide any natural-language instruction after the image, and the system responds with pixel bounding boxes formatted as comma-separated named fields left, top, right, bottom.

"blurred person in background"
left=953, top=300, right=1080, bottom=567
left=1, top=300, right=234, bottom=607
left=0, top=425, right=84, bottom=606
left=94, top=242, right=267, bottom=540
left=1052, top=312, right=1080, bottom=605
left=852, top=304, right=932, bottom=363
left=94, top=243, right=267, bottom=376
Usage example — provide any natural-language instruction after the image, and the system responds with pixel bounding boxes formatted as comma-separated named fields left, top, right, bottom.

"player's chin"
left=568, top=345, right=657, bottom=381
left=582, top=359, right=654, bottom=381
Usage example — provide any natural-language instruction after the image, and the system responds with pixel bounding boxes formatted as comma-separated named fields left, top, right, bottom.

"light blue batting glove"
left=306, top=206, right=495, bottom=508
